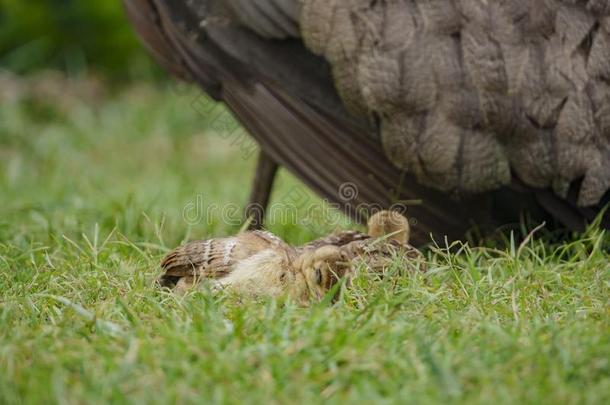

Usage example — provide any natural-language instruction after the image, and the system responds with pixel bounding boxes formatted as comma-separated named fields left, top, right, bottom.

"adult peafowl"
left=123, top=0, right=610, bottom=245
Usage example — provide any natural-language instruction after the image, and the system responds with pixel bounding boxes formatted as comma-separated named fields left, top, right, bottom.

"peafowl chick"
left=159, top=211, right=423, bottom=303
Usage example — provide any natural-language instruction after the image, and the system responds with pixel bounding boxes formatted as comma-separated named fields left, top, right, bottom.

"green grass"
left=0, top=75, right=609, bottom=404
left=0, top=0, right=156, bottom=79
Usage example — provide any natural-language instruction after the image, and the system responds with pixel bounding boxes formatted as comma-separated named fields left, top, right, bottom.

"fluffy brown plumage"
left=367, top=210, right=411, bottom=244
left=159, top=231, right=291, bottom=291
left=159, top=211, right=423, bottom=301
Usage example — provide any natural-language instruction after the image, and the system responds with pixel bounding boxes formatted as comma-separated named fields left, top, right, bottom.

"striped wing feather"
left=159, top=231, right=294, bottom=287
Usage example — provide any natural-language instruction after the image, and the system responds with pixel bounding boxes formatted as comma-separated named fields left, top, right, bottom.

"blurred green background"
left=0, top=0, right=157, bottom=80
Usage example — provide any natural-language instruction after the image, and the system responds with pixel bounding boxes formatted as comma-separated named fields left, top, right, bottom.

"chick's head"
left=292, top=245, right=352, bottom=302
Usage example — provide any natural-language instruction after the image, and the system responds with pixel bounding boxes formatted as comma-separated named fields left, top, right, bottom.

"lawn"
left=0, top=73, right=609, bottom=404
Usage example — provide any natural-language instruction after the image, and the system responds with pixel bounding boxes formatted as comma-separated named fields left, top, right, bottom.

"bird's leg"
left=245, top=150, right=279, bottom=230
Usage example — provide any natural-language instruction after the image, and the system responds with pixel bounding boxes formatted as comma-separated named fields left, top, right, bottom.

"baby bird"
left=159, top=230, right=294, bottom=295
left=294, top=210, right=422, bottom=287
left=159, top=210, right=422, bottom=302
left=367, top=210, right=410, bottom=244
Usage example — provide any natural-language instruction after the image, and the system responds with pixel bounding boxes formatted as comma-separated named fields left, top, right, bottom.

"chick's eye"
left=315, top=268, right=323, bottom=285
